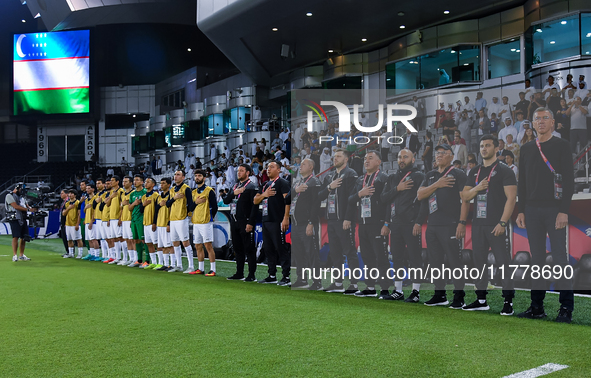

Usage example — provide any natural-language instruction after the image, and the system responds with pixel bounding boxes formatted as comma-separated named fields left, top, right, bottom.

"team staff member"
left=106, top=176, right=125, bottom=264
left=82, top=183, right=101, bottom=260
left=188, top=170, right=218, bottom=276
left=141, top=177, right=161, bottom=269
left=154, top=177, right=173, bottom=271
left=380, top=148, right=427, bottom=302
left=462, top=135, right=517, bottom=314
left=119, top=176, right=135, bottom=265
left=128, top=175, right=147, bottom=267
left=417, top=144, right=469, bottom=308
left=290, top=159, right=321, bottom=290
left=253, top=161, right=291, bottom=285
left=166, top=170, right=195, bottom=273
left=59, top=189, right=69, bottom=257
left=99, top=180, right=114, bottom=263
left=344, top=151, right=389, bottom=298
left=516, top=107, right=575, bottom=323
left=79, top=180, right=88, bottom=250
left=62, top=189, right=84, bottom=259
left=6, top=184, right=33, bottom=262
left=224, top=164, right=259, bottom=281
left=317, top=149, right=359, bottom=294
left=93, top=179, right=108, bottom=261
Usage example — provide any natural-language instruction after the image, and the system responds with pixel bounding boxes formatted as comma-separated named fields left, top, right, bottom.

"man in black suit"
left=402, top=129, right=421, bottom=156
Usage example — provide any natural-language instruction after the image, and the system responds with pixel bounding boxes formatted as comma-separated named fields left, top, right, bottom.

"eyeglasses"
left=435, top=151, right=450, bottom=156
left=534, top=116, right=551, bottom=121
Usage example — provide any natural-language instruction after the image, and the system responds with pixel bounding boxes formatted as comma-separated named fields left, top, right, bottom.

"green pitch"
left=1, top=236, right=591, bottom=377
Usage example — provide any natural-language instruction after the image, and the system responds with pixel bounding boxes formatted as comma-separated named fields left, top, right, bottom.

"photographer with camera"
left=5, top=184, right=35, bottom=262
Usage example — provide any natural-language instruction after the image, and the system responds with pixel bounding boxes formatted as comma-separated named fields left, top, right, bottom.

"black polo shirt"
left=259, top=177, right=290, bottom=223
left=421, top=166, right=467, bottom=226
left=466, top=160, right=516, bottom=226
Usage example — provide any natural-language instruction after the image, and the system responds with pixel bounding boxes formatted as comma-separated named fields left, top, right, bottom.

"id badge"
left=289, top=197, right=297, bottom=216
left=327, top=194, right=336, bottom=214
left=429, top=194, right=438, bottom=214
left=476, top=193, right=487, bottom=219
left=361, top=197, right=371, bottom=218
left=230, top=199, right=237, bottom=215
left=390, top=203, right=396, bottom=219
left=554, top=173, right=563, bottom=200
left=262, top=199, right=269, bottom=216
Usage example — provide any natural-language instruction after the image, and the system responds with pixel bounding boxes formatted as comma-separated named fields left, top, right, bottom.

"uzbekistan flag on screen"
left=13, top=30, right=90, bottom=115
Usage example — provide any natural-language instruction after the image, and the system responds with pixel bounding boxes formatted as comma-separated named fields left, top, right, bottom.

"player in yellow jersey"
left=99, top=180, right=113, bottom=263
left=188, top=170, right=218, bottom=276
left=82, top=183, right=101, bottom=260
left=105, top=176, right=125, bottom=264
left=119, top=176, right=136, bottom=266
left=154, top=177, right=173, bottom=271
left=141, top=177, right=161, bottom=269
left=166, top=170, right=195, bottom=273
left=92, top=178, right=109, bottom=261
left=62, top=189, right=84, bottom=258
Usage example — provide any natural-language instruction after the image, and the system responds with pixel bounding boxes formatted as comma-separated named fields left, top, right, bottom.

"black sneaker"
left=244, top=276, right=257, bottom=282
left=258, top=276, right=278, bottom=284
left=555, top=307, right=572, bottom=324
left=323, top=283, right=345, bottom=293
left=391, top=291, right=405, bottom=301
left=500, top=302, right=514, bottom=316
left=277, top=277, right=291, bottom=286
left=517, top=306, right=547, bottom=319
left=404, top=290, right=420, bottom=303
left=462, top=300, right=490, bottom=311
left=308, top=281, right=323, bottom=291
left=378, top=290, right=394, bottom=300
left=424, top=295, right=449, bottom=306
left=227, top=274, right=245, bottom=281
left=156, top=265, right=170, bottom=271
left=343, top=285, right=358, bottom=295
left=449, top=297, right=465, bottom=309
left=354, top=289, right=377, bottom=297
left=291, top=281, right=310, bottom=289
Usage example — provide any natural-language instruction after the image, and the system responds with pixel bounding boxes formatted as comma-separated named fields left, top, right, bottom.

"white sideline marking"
left=502, top=363, right=569, bottom=378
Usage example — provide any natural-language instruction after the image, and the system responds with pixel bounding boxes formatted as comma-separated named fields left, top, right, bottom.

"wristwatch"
left=499, top=221, right=507, bottom=227
left=458, top=220, right=467, bottom=225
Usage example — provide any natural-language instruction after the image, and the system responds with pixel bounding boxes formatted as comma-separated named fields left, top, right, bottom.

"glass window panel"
left=582, top=13, right=591, bottom=55
left=533, top=14, right=580, bottom=64
left=386, top=57, right=420, bottom=95
left=488, top=39, right=521, bottom=79
left=419, top=48, right=454, bottom=88
left=456, top=45, right=481, bottom=81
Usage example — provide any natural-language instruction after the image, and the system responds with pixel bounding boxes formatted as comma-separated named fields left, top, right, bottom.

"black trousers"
left=358, top=223, right=390, bottom=290
left=426, top=224, right=465, bottom=296
left=292, top=223, right=320, bottom=283
left=230, top=219, right=257, bottom=277
left=325, top=219, right=360, bottom=284
left=262, top=221, right=290, bottom=277
left=390, top=222, right=422, bottom=283
left=60, top=224, right=68, bottom=252
left=423, top=157, right=433, bottom=173
left=471, top=224, right=514, bottom=300
left=525, top=206, right=574, bottom=311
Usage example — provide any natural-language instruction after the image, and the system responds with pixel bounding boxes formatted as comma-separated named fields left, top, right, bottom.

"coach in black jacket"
left=381, top=148, right=427, bottom=302
left=224, top=164, right=259, bottom=281
left=402, top=130, right=421, bottom=155
left=317, top=148, right=359, bottom=294
left=344, top=151, right=390, bottom=298
left=290, top=158, right=322, bottom=289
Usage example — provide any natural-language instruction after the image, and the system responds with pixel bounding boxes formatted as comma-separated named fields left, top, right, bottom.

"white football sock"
left=169, top=253, right=176, bottom=267
left=185, top=246, right=194, bottom=269
left=198, top=260, right=205, bottom=271
left=101, top=240, right=108, bottom=257
left=77, top=247, right=84, bottom=257
left=412, top=283, right=421, bottom=291
left=157, top=251, right=164, bottom=265
left=174, top=246, right=182, bottom=268
left=210, top=261, right=216, bottom=272
left=68, top=247, right=74, bottom=256
left=394, top=281, right=403, bottom=293
left=163, top=253, right=170, bottom=266
left=149, top=253, right=157, bottom=265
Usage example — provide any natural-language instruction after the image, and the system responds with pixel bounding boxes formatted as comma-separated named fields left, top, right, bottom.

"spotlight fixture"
left=328, top=49, right=333, bottom=53
left=550, top=41, right=555, bottom=44
left=361, top=38, right=367, bottom=42
left=444, top=10, right=450, bottom=14
left=272, top=28, right=278, bottom=32
left=306, top=12, right=312, bottom=16
left=561, top=20, right=567, bottom=25
left=187, top=48, right=192, bottom=51
left=400, top=25, right=405, bottom=29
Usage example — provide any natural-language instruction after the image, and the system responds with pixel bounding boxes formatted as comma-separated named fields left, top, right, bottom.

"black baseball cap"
left=434, top=144, right=452, bottom=152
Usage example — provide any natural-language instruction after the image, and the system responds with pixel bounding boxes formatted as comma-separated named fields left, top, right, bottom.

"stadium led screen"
left=13, top=30, right=90, bottom=115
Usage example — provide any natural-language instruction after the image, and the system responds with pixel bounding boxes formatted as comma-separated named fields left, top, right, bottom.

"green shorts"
left=131, top=220, right=144, bottom=241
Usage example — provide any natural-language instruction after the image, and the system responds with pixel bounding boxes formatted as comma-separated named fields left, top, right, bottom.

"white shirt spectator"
left=543, top=82, right=561, bottom=100
left=497, top=102, right=512, bottom=120
left=570, top=105, right=588, bottom=131
left=279, top=130, right=289, bottom=143
left=574, top=87, right=589, bottom=102
left=210, top=146, right=217, bottom=163
left=498, top=124, right=518, bottom=143
left=281, top=157, right=290, bottom=167
left=107, top=168, right=114, bottom=176
left=487, top=99, right=502, bottom=119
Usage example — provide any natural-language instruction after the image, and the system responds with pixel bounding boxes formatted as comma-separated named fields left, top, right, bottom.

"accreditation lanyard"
left=264, top=177, right=280, bottom=191
left=475, top=163, right=498, bottom=193
left=398, top=170, right=412, bottom=186
left=441, top=166, right=455, bottom=179
left=362, top=170, right=380, bottom=189
left=232, top=179, right=251, bottom=200
left=294, top=175, right=313, bottom=201
left=535, top=138, right=556, bottom=174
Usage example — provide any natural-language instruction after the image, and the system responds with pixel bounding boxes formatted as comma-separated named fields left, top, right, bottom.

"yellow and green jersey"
left=141, top=190, right=160, bottom=226
left=84, top=194, right=96, bottom=224
left=109, top=187, right=125, bottom=220
left=120, top=189, right=133, bottom=222
left=156, top=191, right=171, bottom=227
left=65, top=200, right=80, bottom=227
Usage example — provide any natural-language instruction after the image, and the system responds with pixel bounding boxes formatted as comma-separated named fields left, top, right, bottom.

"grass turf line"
left=1, top=237, right=591, bottom=377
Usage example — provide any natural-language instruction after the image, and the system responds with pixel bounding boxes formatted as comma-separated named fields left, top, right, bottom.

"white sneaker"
left=183, top=268, right=195, bottom=274
left=76, top=255, right=83, bottom=259
left=168, top=267, right=182, bottom=273
left=19, top=255, right=31, bottom=261
left=108, top=259, right=119, bottom=265
left=63, top=254, right=71, bottom=259
left=117, top=260, right=128, bottom=266
left=12, top=255, right=18, bottom=262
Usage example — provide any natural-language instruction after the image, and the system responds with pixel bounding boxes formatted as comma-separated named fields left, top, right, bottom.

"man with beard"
left=119, top=176, right=136, bottom=265
left=462, top=135, right=517, bottom=314
left=380, top=149, right=427, bottom=302
left=166, top=170, right=195, bottom=273
left=418, top=144, right=469, bottom=308
left=318, top=149, right=360, bottom=294
left=290, top=158, right=321, bottom=290
left=141, top=177, right=161, bottom=269
left=344, top=151, right=390, bottom=298
left=188, top=170, right=218, bottom=276
left=153, top=177, right=173, bottom=270
left=224, top=164, right=259, bottom=281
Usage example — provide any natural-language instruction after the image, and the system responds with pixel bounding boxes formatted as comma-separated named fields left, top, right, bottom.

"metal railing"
left=574, top=142, right=591, bottom=185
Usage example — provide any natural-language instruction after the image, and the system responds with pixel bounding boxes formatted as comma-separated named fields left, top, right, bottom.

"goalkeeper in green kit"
left=128, top=174, right=147, bottom=267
